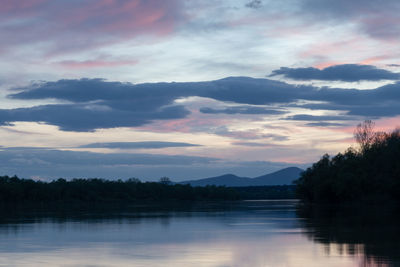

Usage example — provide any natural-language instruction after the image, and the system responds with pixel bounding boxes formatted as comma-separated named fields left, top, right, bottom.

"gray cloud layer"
left=0, top=147, right=214, bottom=167
left=0, top=147, right=298, bottom=180
left=79, top=141, right=200, bottom=149
left=0, top=104, right=188, bottom=132
left=270, top=64, right=400, bottom=82
left=300, top=0, right=400, bottom=40
left=200, top=106, right=285, bottom=115
left=1, top=72, right=399, bottom=131
left=304, top=122, right=347, bottom=127
left=285, top=114, right=355, bottom=121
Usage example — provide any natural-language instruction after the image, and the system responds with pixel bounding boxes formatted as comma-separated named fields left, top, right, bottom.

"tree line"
left=0, top=176, right=240, bottom=203
left=295, top=120, right=400, bottom=203
left=0, top=174, right=303, bottom=204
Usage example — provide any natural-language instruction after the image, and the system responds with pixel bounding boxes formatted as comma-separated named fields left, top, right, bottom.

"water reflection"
left=298, top=204, right=400, bottom=267
left=0, top=201, right=398, bottom=266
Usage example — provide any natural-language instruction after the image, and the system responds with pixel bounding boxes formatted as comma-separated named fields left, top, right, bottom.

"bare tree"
left=354, top=120, right=375, bottom=151
left=159, top=177, right=171, bottom=185
left=127, top=177, right=141, bottom=183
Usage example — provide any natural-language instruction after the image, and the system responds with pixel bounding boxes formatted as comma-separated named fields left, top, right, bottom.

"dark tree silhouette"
left=295, top=121, right=400, bottom=203
left=354, top=120, right=376, bottom=152
left=0, top=176, right=240, bottom=203
left=159, top=177, right=172, bottom=185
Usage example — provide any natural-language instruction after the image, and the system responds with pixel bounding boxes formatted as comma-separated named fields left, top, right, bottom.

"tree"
left=127, top=177, right=141, bottom=183
left=354, top=120, right=375, bottom=152
left=295, top=120, right=400, bottom=203
left=159, top=177, right=172, bottom=185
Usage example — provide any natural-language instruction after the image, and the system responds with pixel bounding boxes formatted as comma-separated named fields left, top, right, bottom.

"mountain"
left=182, top=174, right=251, bottom=187
left=181, top=167, right=303, bottom=187
left=250, top=167, right=304, bottom=186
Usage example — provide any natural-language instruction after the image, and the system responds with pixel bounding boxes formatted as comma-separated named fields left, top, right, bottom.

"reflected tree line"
left=233, top=185, right=295, bottom=199
left=298, top=204, right=400, bottom=266
left=295, top=120, right=400, bottom=204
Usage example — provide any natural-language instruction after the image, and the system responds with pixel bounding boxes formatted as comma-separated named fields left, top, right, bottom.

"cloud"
left=305, top=122, right=348, bottom=127
left=0, top=147, right=300, bottom=180
left=299, top=0, right=400, bottom=40
left=79, top=141, right=200, bottom=149
left=245, top=0, right=262, bottom=9
left=233, top=141, right=270, bottom=147
left=3, top=75, right=400, bottom=132
left=232, top=141, right=278, bottom=147
left=56, top=59, right=138, bottom=69
left=0, top=104, right=189, bottom=132
left=10, top=78, right=193, bottom=111
left=0, top=0, right=47, bottom=13
left=209, top=126, right=288, bottom=141
left=211, top=126, right=265, bottom=140
left=295, top=82, right=400, bottom=117
left=262, top=134, right=289, bottom=141
left=285, top=114, right=356, bottom=122
left=270, top=64, right=400, bottom=82
left=199, top=106, right=285, bottom=115
left=347, top=105, right=400, bottom=117
left=0, top=0, right=185, bottom=54
left=0, top=147, right=214, bottom=167
left=5, top=77, right=304, bottom=131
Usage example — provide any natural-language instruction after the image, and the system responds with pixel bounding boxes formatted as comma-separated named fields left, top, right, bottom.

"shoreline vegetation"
left=0, top=177, right=240, bottom=203
left=0, top=175, right=296, bottom=205
left=295, top=120, right=400, bottom=204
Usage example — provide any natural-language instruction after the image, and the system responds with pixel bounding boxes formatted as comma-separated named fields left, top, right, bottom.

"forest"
left=0, top=175, right=298, bottom=204
left=0, top=176, right=240, bottom=203
left=295, top=120, right=400, bottom=203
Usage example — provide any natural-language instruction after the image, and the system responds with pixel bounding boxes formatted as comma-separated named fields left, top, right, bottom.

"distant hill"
left=181, top=167, right=303, bottom=187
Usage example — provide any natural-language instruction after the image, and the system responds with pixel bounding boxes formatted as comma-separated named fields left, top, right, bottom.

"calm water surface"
left=0, top=200, right=399, bottom=267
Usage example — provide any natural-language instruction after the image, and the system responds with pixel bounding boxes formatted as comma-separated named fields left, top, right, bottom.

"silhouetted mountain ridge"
left=181, top=167, right=303, bottom=187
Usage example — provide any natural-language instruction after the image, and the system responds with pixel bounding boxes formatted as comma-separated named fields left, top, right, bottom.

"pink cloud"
left=359, top=54, right=399, bottom=66
left=374, top=116, right=400, bottom=132
left=300, top=36, right=375, bottom=68
left=138, top=111, right=233, bottom=134
left=0, top=0, right=186, bottom=55
left=314, top=62, right=345, bottom=69
left=141, top=117, right=196, bottom=134
left=358, top=15, right=400, bottom=41
left=0, top=0, right=47, bottom=13
left=55, top=0, right=180, bottom=35
left=321, top=116, right=400, bottom=138
left=314, top=54, right=397, bottom=70
left=57, top=59, right=138, bottom=69
left=138, top=115, right=276, bottom=141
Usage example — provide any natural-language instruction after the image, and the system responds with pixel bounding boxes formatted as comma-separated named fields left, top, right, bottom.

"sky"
left=1, top=0, right=400, bottom=181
